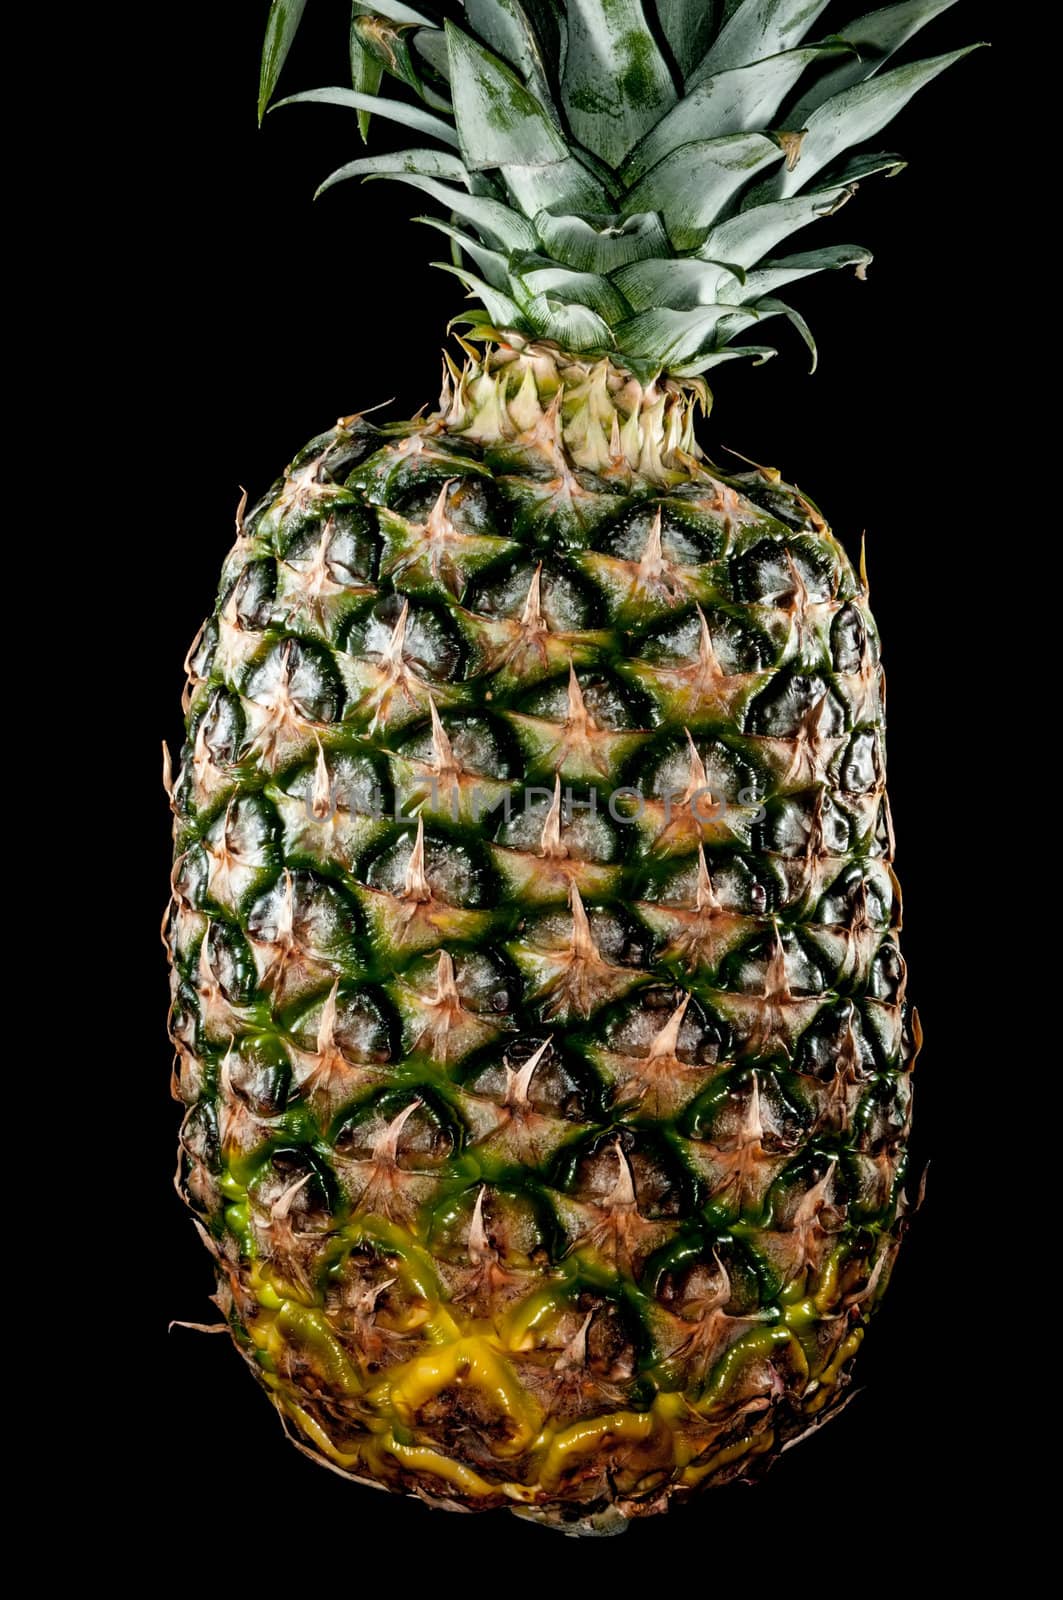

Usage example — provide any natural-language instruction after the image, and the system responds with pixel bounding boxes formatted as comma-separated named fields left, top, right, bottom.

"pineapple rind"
left=168, top=342, right=917, bottom=1526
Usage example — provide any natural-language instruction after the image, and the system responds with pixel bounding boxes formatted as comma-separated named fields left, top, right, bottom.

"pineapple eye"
left=225, top=558, right=277, bottom=630
left=250, top=1150, right=332, bottom=1216
left=467, top=560, right=591, bottom=629
left=646, top=851, right=763, bottom=915
left=202, top=919, right=257, bottom=1004
left=746, top=672, right=846, bottom=738
left=868, top=940, right=907, bottom=1004
left=731, top=537, right=838, bottom=606
left=462, top=1038, right=599, bottom=1122
left=396, top=474, right=499, bottom=536
left=334, top=1092, right=458, bottom=1169
left=642, top=606, right=772, bottom=672
left=648, top=734, right=761, bottom=803
left=725, top=929, right=826, bottom=997
left=351, top=596, right=463, bottom=681
left=180, top=1100, right=220, bottom=1170
left=494, top=788, right=618, bottom=861
left=245, top=869, right=361, bottom=982
left=519, top=670, right=636, bottom=729
left=279, top=504, right=378, bottom=580
left=193, top=688, right=244, bottom=764
left=280, top=747, right=386, bottom=817
left=289, top=984, right=392, bottom=1065
left=187, top=616, right=218, bottom=683
left=563, top=1130, right=689, bottom=1221
left=857, top=1073, right=912, bottom=1147
left=426, top=1183, right=548, bottom=1264
left=595, top=506, right=713, bottom=566
left=794, top=1003, right=876, bottom=1082
left=837, top=728, right=883, bottom=794
left=227, top=1034, right=291, bottom=1113
left=831, top=601, right=875, bottom=673
left=394, top=712, right=514, bottom=782
left=242, top=638, right=345, bottom=724
left=364, top=826, right=489, bottom=908
left=604, top=987, right=727, bottom=1066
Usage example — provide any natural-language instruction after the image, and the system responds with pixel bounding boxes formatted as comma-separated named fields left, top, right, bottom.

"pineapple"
left=167, top=0, right=978, bottom=1532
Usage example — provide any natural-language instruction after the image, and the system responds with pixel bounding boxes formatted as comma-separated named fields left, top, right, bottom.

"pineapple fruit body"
left=168, top=341, right=916, bottom=1530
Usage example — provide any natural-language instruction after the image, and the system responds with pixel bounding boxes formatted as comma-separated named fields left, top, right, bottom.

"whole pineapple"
left=167, top=0, right=976, bottom=1532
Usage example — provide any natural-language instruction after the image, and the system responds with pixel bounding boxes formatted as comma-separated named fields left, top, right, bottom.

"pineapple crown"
left=260, top=1, right=979, bottom=382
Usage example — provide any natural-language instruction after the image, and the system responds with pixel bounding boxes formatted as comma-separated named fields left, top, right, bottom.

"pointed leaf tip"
left=259, top=0, right=309, bottom=125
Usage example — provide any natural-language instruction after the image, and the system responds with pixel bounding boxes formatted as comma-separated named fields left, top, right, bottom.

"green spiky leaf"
left=701, top=184, right=853, bottom=266
left=417, top=217, right=511, bottom=289
left=767, top=45, right=982, bottom=197
left=738, top=243, right=872, bottom=298
left=690, top=0, right=833, bottom=85
left=510, top=256, right=631, bottom=322
left=445, top=22, right=568, bottom=168
left=534, top=211, right=672, bottom=272
left=274, top=86, right=460, bottom=147
left=259, top=0, right=308, bottom=123
left=560, top=0, right=677, bottom=167
left=614, top=302, right=754, bottom=368
left=350, top=5, right=384, bottom=140
left=655, top=0, right=718, bottom=79
left=317, top=150, right=471, bottom=193
left=752, top=294, right=819, bottom=368
left=624, top=133, right=785, bottom=249
left=672, top=341, right=777, bottom=374
left=625, top=44, right=851, bottom=183
left=614, top=256, right=743, bottom=311
left=359, top=0, right=434, bottom=22
left=265, top=0, right=980, bottom=378
left=434, top=260, right=525, bottom=326
left=790, top=0, right=960, bottom=122
left=461, top=0, right=556, bottom=108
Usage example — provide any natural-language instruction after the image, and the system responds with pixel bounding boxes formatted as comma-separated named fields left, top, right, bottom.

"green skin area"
left=169, top=388, right=915, bottom=1525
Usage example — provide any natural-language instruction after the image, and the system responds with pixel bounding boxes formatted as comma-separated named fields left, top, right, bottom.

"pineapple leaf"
left=259, top=0, right=308, bottom=124
left=433, top=261, right=526, bottom=327
left=613, top=256, right=741, bottom=312
left=353, top=13, right=450, bottom=108
left=274, top=86, right=460, bottom=147
left=445, top=22, right=568, bottom=167
left=654, top=0, right=718, bottom=80
left=811, top=149, right=907, bottom=187
left=769, top=44, right=983, bottom=196
left=316, top=149, right=471, bottom=194
left=700, top=185, right=855, bottom=267
left=534, top=210, right=672, bottom=272
left=613, top=302, right=754, bottom=367
left=624, top=43, right=852, bottom=183
left=522, top=295, right=616, bottom=353
left=350, top=5, right=384, bottom=141
left=689, top=0, right=834, bottom=87
left=790, top=0, right=960, bottom=124
left=738, top=243, right=872, bottom=298
left=503, top=161, right=612, bottom=218
left=510, top=256, right=631, bottom=322
left=560, top=0, right=678, bottom=168
left=461, top=0, right=556, bottom=109
left=752, top=293, right=818, bottom=368
left=335, top=170, right=539, bottom=251
left=624, top=133, right=785, bottom=250
left=417, top=216, right=511, bottom=289
left=673, top=341, right=777, bottom=373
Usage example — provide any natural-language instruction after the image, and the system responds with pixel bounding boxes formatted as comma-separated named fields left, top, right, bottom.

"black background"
left=105, top=0, right=1004, bottom=1568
